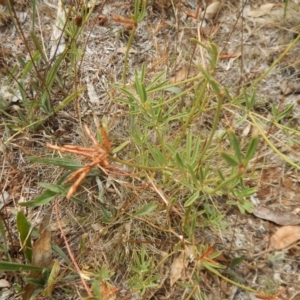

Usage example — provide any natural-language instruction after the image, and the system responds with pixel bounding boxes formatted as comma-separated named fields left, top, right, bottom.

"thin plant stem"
left=196, top=91, right=223, bottom=165
left=122, top=27, right=136, bottom=87
left=55, top=198, right=92, bottom=297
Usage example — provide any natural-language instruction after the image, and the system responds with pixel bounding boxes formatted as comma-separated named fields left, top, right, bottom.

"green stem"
left=197, top=92, right=223, bottom=165
left=206, top=171, right=241, bottom=195
left=204, top=263, right=263, bottom=295
left=249, top=113, right=300, bottom=170
left=111, top=156, right=176, bottom=172
left=245, top=32, right=300, bottom=93
left=174, top=80, right=208, bottom=149
left=122, top=27, right=136, bottom=87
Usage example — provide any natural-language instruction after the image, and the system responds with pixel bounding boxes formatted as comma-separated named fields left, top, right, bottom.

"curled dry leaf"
left=88, top=14, right=107, bottom=26
left=247, top=3, right=275, bottom=18
left=253, top=206, right=300, bottom=226
left=202, top=1, right=221, bottom=20
left=170, top=245, right=195, bottom=287
left=170, top=68, right=188, bottom=84
left=242, top=123, right=252, bottom=137
left=32, top=210, right=52, bottom=268
left=170, top=252, right=186, bottom=287
left=269, top=225, right=300, bottom=250
left=0, top=279, right=10, bottom=288
left=23, top=208, right=53, bottom=300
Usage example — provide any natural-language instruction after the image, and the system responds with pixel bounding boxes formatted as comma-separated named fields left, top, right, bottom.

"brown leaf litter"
left=23, top=208, right=52, bottom=300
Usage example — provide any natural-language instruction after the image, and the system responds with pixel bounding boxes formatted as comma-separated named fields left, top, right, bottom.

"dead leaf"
left=170, top=245, right=195, bottom=287
left=15, top=39, right=23, bottom=47
left=282, top=177, right=293, bottom=189
left=269, top=226, right=300, bottom=250
left=100, top=281, right=118, bottom=300
left=280, top=80, right=300, bottom=95
left=205, top=247, right=227, bottom=262
left=0, top=279, right=10, bottom=288
left=0, top=12, right=10, bottom=27
left=170, top=252, right=185, bottom=287
left=23, top=208, right=53, bottom=300
left=253, top=206, right=300, bottom=226
left=292, top=207, right=300, bottom=214
left=170, top=68, right=188, bottom=84
left=242, top=123, right=252, bottom=137
left=202, top=1, right=221, bottom=20
left=86, top=77, right=99, bottom=104
left=247, top=4, right=275, bottom=18
left=117, top=47, right=137, bottom=54
left=32, top=208, right=52, bottom=268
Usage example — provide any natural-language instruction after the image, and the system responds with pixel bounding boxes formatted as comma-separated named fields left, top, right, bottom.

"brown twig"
left=55, top=198, right=93, bottom=297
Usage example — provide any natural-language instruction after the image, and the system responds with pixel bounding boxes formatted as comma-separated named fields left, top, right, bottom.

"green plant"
left=128, top=247, right=159, bottom=295
left=121, top=0, right=146, bottom=86
left=1, top=0, right=91, bottom=139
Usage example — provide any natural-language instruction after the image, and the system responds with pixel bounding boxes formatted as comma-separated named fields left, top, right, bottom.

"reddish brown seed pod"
left=75, top=15, right=83, bottom=27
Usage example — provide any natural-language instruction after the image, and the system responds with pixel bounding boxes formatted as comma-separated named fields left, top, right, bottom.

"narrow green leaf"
left=175, top=152, right=185, bottom=169
left=199, top=168, right=205, bottom=184
left=53, top=87, right=85, bottom=114
left=132, top=202, right=158, bottom=217
left=135, top=71, right=147, bottom=103
left=19, top=189, right=57, bottom=207
left=217, top=169, right=225, bottom=181
left=21, top=51, right=40, bottom=79
left=229, top=255, right=246, bottom=269
left=16, top=212, right=32, bottom=263
left=186, top=131, right=192, bottom=159
left=271, top=104, right=277, bottom=118
left=276, top=104, right=293, bottom=121
left=164, top=87, right=182, bottom=94
left=100, top=205, right=114, bottom=222
left=0, top=261, right=44, bottom=272
left=52, top=244, right=71, bottom=265
left=244, top=90, right=256, bottom=110
left=146, top=71, right=165, bottom=91
left=191, top=136, right=201, bottom=165
left=140, top=63, right=146, bottom=82
left=197, top=64, right=220, bottom=94
left=209, top=42, right=219, bottom=69
left=31, top=32, right=46, bottom=60
left=148, top=146, right=165, bottom=165
left=240, top=199, right=253, bottom=213
left=38, top=182, right=67, bottom=194
left=166, top=143, right=176, bottom=156
left=147, top=79, right=169, bottom=92
left=244, top=136, right=259, bottom=163
left=227, top=130, right=242, bottom=162
left=202, top=260, right=225, bottom=270
left=31, top=0, right=37, bottom=32
left=111, top=140, right=130, bottom=154
left=220, top=152, right=239, bottom=167
left=137, top=0, right=147, bottom=22
left=187, top=164, right=198, bottom=186
left=43, top=259, right=60, bottom=297
left=29, top=157, right=83, bottom=170
left=0, top=219, right=8, bottom=257
left=119, top=87, right=137, bottom=100
left=249, top=90, right=256, bottom=110
left=184, top=191, right=200, bottom=207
